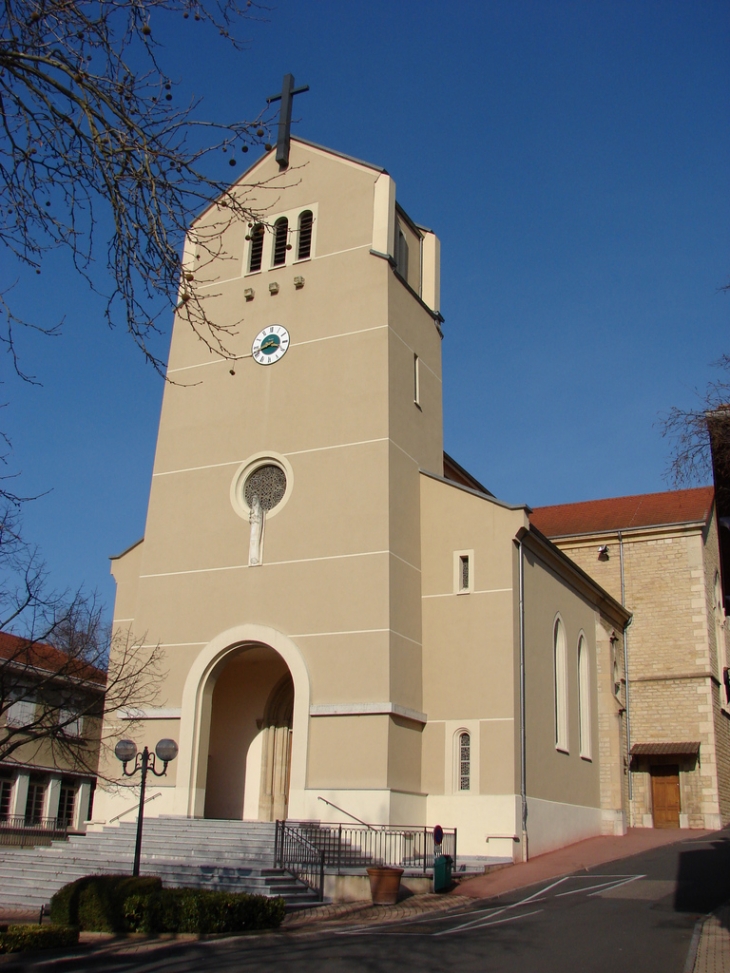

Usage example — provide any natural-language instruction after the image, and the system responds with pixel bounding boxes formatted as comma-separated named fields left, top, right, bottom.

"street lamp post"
left=114, top=738, right=178, bottom=877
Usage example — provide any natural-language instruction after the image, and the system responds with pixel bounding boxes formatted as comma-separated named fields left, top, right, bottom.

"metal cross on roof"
left=267, top=73, right=309, bottom=170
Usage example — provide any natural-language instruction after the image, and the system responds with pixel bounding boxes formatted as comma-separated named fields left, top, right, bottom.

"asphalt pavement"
left=3, top=830, right=730, bottom=972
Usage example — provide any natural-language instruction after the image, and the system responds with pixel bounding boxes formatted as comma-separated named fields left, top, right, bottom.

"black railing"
left=274, top=820, right=326, bottom=901
left=0, top=815, right=69, bottom=846
left=281, top=821, right=457, bottom=874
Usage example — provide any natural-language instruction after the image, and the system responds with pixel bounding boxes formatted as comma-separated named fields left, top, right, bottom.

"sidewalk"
left=453, top=827, right=712, bottom=899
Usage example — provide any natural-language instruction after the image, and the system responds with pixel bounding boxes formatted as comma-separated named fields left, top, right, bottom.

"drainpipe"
left=519, top=538, right=528, bottom=862
left=618, top=530, right=633, bottom=814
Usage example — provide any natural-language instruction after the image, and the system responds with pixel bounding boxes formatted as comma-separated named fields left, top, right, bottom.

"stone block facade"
left=532, top=488, right=730, bottom=831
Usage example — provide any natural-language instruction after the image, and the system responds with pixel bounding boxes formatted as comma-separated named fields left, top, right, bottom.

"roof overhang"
left=630, top=742, right=700, bottom=756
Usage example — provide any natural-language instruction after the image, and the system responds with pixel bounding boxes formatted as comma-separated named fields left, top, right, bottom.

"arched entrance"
left=175, top=624, right=310, bottom=822
left=203, top=645, right=294, bottom=821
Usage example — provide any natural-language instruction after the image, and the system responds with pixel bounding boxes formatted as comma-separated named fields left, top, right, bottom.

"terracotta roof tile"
left=0, top=632, right=106, bottom=685
left=630, top=742, right=700, bottom=756
left=531, top=486, right=714, bottom=538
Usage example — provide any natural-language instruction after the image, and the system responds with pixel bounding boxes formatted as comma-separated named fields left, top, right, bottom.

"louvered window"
left=298, top=210, right=313, bottom=260
left=248, top=224, right=264, bottom=272
left=273, top=217, right=289, bottom=266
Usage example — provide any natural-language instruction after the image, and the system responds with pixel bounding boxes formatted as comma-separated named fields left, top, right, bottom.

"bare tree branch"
left=0, top=0, right=278, bottom=375
left=0, top=504, right=164, bottom=778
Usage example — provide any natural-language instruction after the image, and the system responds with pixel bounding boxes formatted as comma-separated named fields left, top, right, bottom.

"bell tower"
left=100, top=135, right=443, bottom=827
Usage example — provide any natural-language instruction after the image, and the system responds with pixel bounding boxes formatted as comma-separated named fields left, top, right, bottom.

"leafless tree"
left=0, top=504, right=163, bottom=776
left=662, top=354, right=730, bottom=492
left=1, top=0, right=276, bottom=377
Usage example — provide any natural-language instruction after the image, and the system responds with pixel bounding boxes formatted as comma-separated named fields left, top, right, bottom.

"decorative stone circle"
left=244, top=464, right=287, bottom=512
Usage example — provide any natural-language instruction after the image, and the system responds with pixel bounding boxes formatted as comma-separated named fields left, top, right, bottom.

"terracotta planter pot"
left=366, top=866, right=404, bottom=905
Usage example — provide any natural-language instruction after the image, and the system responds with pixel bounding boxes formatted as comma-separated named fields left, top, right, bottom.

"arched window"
left=248, top=224, right=264, bottom=273
left=297, top=210, right=313, bottom=260
left=458, top=731, right=470, bottom=791
left=554, top=617, right=568, bottom=752
left=272, top=217, right=289, bottom=267
left=578, top=635, right=591, bottom=759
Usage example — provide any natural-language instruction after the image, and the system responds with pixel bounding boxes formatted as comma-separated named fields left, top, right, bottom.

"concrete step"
left=0, top=816, right=319, bottom=911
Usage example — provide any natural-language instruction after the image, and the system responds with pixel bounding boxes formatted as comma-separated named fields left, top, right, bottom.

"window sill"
left=555, top=746, right=570, bottom=755
left=580, top=754, right=593, bottom=762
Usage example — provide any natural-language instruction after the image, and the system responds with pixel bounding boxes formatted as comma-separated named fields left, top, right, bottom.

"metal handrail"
left=274, top=820, right=325, bottom=901
left=0, top=815, right=69, bottom=847
left=283, top=821, right=457, bottom=874
left=317, top=796, right=375, bottom=829
left=0, top=815, right=68, bottom=832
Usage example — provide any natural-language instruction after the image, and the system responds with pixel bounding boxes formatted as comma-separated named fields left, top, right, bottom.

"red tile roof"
left=0, top=632, right=106, bottom=685
left=531, top=486, right=714, bottom=538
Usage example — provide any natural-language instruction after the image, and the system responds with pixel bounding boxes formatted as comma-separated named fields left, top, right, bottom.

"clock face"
left=252, top=325, right=290, bottom=365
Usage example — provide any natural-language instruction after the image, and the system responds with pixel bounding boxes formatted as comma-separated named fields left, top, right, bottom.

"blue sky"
left=2, top=0, right=729, bottom=615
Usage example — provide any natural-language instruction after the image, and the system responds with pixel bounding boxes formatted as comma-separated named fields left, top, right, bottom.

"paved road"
left=6, top=831, right=730, bottom=973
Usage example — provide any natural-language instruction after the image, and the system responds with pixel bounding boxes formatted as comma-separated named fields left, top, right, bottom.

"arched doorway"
left=203, top=644, right=293, bottom=821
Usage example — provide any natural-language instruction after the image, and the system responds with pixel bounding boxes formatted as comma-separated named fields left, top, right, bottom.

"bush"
left=51, top=875, right=285, bottom=936
left=0, top=924, right=79, bottom=954
left=50, top=875, right=162, bottom=932
left=125, top=888, right=286, bottom=935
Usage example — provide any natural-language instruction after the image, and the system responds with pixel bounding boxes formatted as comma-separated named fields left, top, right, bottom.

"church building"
left=95, top=125, right=632, bottom=861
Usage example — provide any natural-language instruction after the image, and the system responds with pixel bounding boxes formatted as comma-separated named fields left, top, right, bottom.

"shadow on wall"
left=674, top=832, right=730, bottom=917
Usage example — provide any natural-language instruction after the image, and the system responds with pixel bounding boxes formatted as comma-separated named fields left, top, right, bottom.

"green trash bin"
left=433, top=854, right=453, bottom=893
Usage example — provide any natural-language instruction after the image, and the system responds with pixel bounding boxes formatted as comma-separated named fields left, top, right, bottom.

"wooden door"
left=651, top=765, right=680, bottom=828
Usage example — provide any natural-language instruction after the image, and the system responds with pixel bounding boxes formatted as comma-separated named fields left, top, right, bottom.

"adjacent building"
left=532, top=486, right=730, bottom=830
left=0, top=633, right=102, bottom=839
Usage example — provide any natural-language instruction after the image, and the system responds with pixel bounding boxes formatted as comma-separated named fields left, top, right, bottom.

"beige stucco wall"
left=96, top=140, right=444, bottom=825
left=95, top=138, right=628, bottom=867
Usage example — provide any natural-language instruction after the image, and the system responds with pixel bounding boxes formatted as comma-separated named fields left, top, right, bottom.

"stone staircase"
left=0, top=817, right=321, bottom=911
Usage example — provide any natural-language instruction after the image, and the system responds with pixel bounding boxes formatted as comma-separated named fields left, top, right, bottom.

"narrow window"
left=454, top=550, right=473, bottom=594
left=24, top=779, right=45, bottom=825
left=413, top=354, right=420, bottom=406
left=459, top=732, right=470, bottom=791
left=554, top=618, right=568, bottom=752
left=57, top=782, right=76, bottom=828
left=395, top=224, right=409, bottom=280
left=248, top=224, right=264, bottom=272
left=460, top=555, right=470, bottom=591
left=715, top=574, right=728, bottom=706
left=273, top=217, right=289, bottom=267
left=578, top=635, right=591, bottom=759
left=0, top=778, right=12, bottom=822
left=297, top=210, right=313, bottom=260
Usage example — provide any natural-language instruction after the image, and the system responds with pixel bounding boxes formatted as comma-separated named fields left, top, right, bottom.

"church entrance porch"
left=203, top=645, right=293, bottom=822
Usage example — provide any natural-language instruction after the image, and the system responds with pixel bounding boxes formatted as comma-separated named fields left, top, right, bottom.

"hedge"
left=0, top=924, right=79, bottom=954
left=50, top=875, right=286, bottom=935
left=50, top=875, right=162, bottom=933
left=124, top=887, right=286, bottom=935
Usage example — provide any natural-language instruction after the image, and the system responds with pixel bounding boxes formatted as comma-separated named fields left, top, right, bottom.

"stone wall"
left=554, top=521, right=728, bottom=829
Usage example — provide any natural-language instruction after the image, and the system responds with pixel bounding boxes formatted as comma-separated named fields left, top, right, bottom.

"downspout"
left=519, top=538, right=528, bottom=861
left=618, top=530, right=633, bottom=812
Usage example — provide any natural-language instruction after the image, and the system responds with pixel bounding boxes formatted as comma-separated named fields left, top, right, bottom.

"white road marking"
left=464, top=909, right=544, bottom=931
left=588, top=874, right=646, bottom=897
left=433, top=877, right=570, bottom=937
left=555, top=875, right=645, bottom=897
